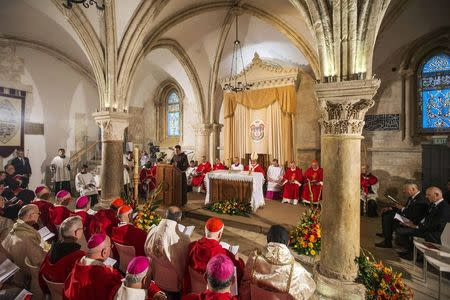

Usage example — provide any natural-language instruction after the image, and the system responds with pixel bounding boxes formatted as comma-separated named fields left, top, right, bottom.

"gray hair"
left=18, top=204, right=38, bottom=220
left=124, top=269, right=149, bottom=286
left=404, top=183, right=419, bottom=190
left=166, top=206, right=182, bottom=221
left=60, top=216, right=83, bottom=239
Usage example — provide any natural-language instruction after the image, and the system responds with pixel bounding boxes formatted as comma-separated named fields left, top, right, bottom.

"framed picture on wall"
left=0, top=87, right=25, bottom=158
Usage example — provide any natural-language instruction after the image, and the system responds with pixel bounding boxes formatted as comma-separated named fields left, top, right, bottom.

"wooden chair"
left=151, top=255, right=180, bottom=292
left=24, top=257, right=44, bottom=300
left=43, top=276, right=64, bottom=300
left=188, top=266, right=206, bottom=293
left=250, top=283, right=290, bottom=300
left=114, top=242, right=136, bottom=273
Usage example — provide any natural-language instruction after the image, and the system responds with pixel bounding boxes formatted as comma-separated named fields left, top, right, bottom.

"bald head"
left=18, top=204, right=39, bottom=224
left=87, top=235, right=112, bottom=261
left=425, top=186, right=443, bottom=203
left=166, top=206, right=182, bottom=222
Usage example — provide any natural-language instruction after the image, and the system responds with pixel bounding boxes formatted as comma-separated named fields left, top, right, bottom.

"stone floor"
left=180, top=192, right=449, bottom=300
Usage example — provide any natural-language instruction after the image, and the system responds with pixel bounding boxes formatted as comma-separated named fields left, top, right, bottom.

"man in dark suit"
left=11, top=149, right=32, bottom=188
left=375, top=183, right=428, bottom=248
left=396, top=186, right=450, bottom=260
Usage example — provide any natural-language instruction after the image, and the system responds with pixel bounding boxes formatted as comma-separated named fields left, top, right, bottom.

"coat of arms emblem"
left=250, top=120, right=265, bottom=142
left=0, top=98, right=20, bottom=144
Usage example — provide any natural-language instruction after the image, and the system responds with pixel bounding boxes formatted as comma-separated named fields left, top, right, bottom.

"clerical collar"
left=312, top=167, right=319, bottom=171
left=434, top=199, right=445, bottom=207
left=59, top=155, right=66, bottom=159
left=234, top=163, right=239, bottom=166
left=412, top=191, right=420, bottom=199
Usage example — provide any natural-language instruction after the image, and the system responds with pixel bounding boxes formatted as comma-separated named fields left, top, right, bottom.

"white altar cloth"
left=204, top=170, right=265, bottom=211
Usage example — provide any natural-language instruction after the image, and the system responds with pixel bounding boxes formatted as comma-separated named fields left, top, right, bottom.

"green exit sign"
left=432, top=135, right=448, bottom=145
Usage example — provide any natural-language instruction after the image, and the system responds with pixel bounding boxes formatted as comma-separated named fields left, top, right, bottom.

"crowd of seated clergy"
left=0, top=183, right=317, bottom=299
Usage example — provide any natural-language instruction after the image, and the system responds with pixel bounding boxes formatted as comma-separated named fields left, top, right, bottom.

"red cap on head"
left=75, top=196, right=89, bottom=209
left=117, top=205, right=132, bottom=215
left=87, top=233, right=106, bottom=249
left=34, top=185, right=50, bottom=197
left=127, top=256, right=150, bottom=275
left=311, top=160, right=318, bottom=164
left=206, top=254, right=234, bottom=281
left=205, top=217, right=224, bottom=233
left=111, top=198, right=125, bottom=208
left=56, top=190, right=71, bottom=200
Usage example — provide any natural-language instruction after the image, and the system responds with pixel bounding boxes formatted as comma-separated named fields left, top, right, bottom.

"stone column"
left=193, top=123, right=212, bottom=161
left=93, top=111, right=129, bottom=207
left=209, top=123, right=223, bottom=162
left=313, top=79, right=380, bottom=299
left=400, top=69, right=414, bottom=145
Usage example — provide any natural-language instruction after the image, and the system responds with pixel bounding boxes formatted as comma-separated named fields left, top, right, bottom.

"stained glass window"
left=417, top=52, right=450, bottom=132
left=167, top=90, right=180, bottom=136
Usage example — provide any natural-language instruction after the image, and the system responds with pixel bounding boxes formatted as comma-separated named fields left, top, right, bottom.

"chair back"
left=24, top=257, right=44, bottom=300
left=151, top=255, right=180, bottom=292
left=188, top=266, right=206, bottom=293
left=250, top=283, right=290, bottom=300
left=114, top=242, right=136, bottom=273
left=441, top=223, right=450, bottom=248
left=43, top=276, right=64, bottom=300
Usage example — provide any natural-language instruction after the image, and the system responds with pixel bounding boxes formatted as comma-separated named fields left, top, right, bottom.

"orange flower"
left=309, top=235, right=316, bottom=243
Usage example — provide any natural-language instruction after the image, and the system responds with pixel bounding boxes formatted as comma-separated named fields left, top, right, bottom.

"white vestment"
left=144, top=219, right=190, bottom=291
left=186, top=167, right=197, bottom=186
left=230, top=163, right=244, bottom=171
left=75, top=172, right=98, bottom=196
left=50, top=155, right=71, bottom=182
left=266, top=166, right=284, bottom=192
left=114, top=284, right=147, bottom=300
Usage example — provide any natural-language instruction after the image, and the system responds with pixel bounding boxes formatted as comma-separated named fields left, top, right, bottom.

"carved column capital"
left=193, top=123, right=213, bottom=136
left=93, top=111, right=129, bottom=141
left=315, top=79, right=380, bottom=136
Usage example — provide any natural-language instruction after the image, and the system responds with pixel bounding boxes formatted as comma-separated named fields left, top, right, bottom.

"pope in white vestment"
left=266, top=159, right=285, bottom=200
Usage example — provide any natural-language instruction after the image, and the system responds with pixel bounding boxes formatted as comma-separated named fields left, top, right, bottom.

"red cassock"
left=360, top=173, right=378, bottom=195
left=39, top=249, right=85, bottom=294
left=213, top=163, right=227, bottom=171
left=88, top=209, right=119, bottom=237
left=111, top=223, right=147, bottom=256
left=31, top=199, right=53, bottom=228
left=139, top=167, right=156, bottom=191
left=282, top=168, right=303, bottom=201
left=49, top=205, right=73, bottom=233
left=182, top=291, right=238, bottom=300
left=301, top=167, right=324, bottom=203
left=191, top=162, right=212, bottom=187
left=183, top=237, right=244, bottom=294
left=74, top=210, right=93, bottom=239
left=63, top=261, right=123, bottom=300
left=244, top=164, right=266, bottom=177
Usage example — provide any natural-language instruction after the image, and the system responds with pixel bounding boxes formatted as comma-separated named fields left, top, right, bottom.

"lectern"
left=155, top=163, right=182, bottom=207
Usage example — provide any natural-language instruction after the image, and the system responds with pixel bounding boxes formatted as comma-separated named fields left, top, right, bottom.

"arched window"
left=417, top=52, right=450, bottom=133
left=166, top=90, right=181, bottom=137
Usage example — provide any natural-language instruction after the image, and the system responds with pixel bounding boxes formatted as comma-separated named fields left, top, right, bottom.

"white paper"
left=87, top=209, right=97, bottom=215
left=178, top=224, right=195, bottom=237
left=132, top=212, right=138, bottom=219
left=220, top=241, right=239, bottom=255
left=104, top=257, right=117, bottom=267
left=394, top=213, right=411, bottom=224
left=0, top=259, right=20, bottom=283
left=38, top=226, right=55, bottom=241
left=230, top=267, right=238, bottom=296
left=14, top=289, right=32, bottom=300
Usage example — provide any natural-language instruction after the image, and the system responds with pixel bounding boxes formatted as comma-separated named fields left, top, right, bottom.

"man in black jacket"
left=375, top=183, right=428, bottom=248
left=10, top=149, right=32, bottom=188
left=396, top=186, right=450, bottom=260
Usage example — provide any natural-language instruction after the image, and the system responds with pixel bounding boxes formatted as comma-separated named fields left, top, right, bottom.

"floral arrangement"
left=205, top=199, right=252, bottom=216
left=355, top=249, right=413, bottom=300
left=133, top=183, right=163, bottom=231
left=289, top=208, right=321, bottom=256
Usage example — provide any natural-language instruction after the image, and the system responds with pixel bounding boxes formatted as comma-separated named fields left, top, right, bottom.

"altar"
left=204, top=170, right=265, bottom=211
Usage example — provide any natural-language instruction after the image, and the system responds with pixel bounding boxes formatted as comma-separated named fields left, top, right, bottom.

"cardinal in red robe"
left=360, top=165, right=378, bottom=196
left=87, top=198, right=123, bottom=237
left=39, top=216, right=85, bottom=293
left=183, top=254, right=238, bottom=300
left=213, top=158, right=227, bottom=171
left=74, top=196, right=93, bottom=239
left=139, top=162, right=156, bottom=195
left=111, top=205, right=147, bottom=257
left=183, top=218, right=244, bottom=295
left=282, top=161, right=302, bottom=205
left=301, top=160, right=324, bottom=204
left=191, top=156, right=211, bottom=193
left=63, top=234, right=123, bottom=300
left=49, top=190, right=73, bottom=233
left=31, top=185, right=53, bottom=228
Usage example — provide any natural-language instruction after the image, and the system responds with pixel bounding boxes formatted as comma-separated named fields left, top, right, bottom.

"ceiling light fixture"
left=223, top=10, right=253, bottom=93
left=63, top=0, right=105, bottom=10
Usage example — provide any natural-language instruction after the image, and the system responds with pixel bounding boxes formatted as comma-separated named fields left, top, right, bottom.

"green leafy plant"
left=205, top=199, right=252, bottom=216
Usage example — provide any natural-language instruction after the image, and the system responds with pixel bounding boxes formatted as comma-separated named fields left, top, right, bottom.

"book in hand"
left=0, top=258, right=20, bottom=283
left=14, top=289, right=32, bottom=300
left=104, top=257, right=117, bottom=267
left=220, top=241, right=239, bottom=255
left=87, top=209, right=97, bottom=215
left=38, top=226, right=55, bottom=241
left=394, top=213, right=411, bottom=224
left=177, top=224, right=195, bottom=237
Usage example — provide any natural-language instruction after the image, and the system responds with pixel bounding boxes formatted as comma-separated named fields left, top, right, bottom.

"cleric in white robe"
left=144, top=206, right=190, bottom=293
left=230, top=157, right=244, bottom=171
left=186, top=160, right=197, bottom=186
left=266, top=159, right=284, bottom=200
left=240, top=225, right=316, bottom=300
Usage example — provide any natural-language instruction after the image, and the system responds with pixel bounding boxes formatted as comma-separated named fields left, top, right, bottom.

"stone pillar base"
left=313, top=263, right=366, bottom=300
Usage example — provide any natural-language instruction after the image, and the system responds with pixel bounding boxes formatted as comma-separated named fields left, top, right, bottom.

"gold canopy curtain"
left=224, top=85, right=296, bottom=165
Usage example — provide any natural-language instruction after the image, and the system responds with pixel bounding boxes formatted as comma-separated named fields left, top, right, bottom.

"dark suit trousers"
left=396, top=226, right=425, bottom=254
left=381, top=209, right=398, bottom=242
